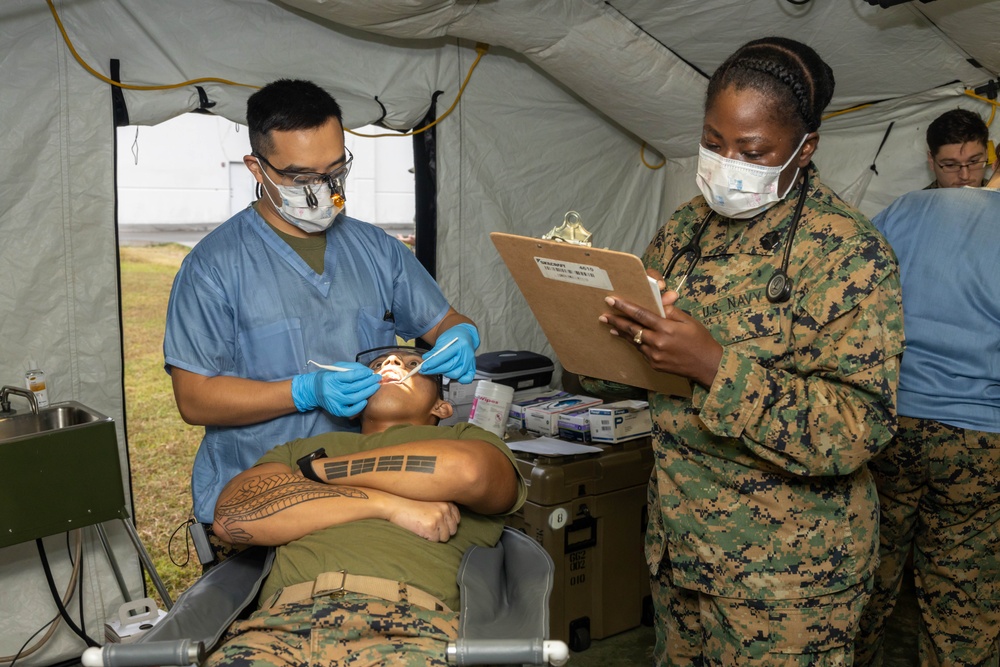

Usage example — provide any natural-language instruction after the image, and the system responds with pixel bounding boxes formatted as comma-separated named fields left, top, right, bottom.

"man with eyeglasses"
left=206, top=346, right=526, bottom=667
left=854, top=152, right=1000, bottom=666
left=164, top=79, right=481, bottom=536
left=924, top=108, right=992, bottom=190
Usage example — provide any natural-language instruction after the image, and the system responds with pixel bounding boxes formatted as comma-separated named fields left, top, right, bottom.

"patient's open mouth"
left=378, top=367, right=405, bottom=383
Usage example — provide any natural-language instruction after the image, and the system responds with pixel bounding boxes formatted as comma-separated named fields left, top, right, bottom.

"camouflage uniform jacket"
left=642, top=165, right=904, bottom=600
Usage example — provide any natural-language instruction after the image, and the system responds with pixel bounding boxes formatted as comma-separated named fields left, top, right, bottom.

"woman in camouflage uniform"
left=600, top=37, right=904, bottom=665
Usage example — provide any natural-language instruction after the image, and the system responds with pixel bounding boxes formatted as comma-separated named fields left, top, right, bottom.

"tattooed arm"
left=212, top=462, right=460, bottom=546
left=301, top=439, right=518, bottom=515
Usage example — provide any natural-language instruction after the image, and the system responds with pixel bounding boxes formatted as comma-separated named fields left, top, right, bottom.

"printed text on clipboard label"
left=534, top=257, right=614, bottom=290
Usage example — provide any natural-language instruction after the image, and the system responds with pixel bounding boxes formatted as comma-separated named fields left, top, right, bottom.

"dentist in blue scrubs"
left=164, top=79, right=479, bottom=526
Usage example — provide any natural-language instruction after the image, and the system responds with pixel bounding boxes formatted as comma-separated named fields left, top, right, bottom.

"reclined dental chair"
left=82, top=527, right=570, bottom=667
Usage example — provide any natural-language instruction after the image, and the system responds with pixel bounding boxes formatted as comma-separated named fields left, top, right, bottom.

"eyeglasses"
left=935, top=159, right=988, bottom=173
left=254, top=148, right=353, bottom=187
left=355, top=345, right=429, bottom=372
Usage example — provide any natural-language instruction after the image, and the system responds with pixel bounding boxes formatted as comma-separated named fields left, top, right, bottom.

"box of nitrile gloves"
left=557, top=407, right=594, bottom=442
left=525, top=395, right=603, bottom=436
left=508, top=389, right=572, bottom=430
left=588, top=401, right=652, bottom=443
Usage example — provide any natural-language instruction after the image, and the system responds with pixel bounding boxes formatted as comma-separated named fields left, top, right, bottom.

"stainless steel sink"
left=0, top=401, right=125, bottom=548
left=0, top=401, right=110, bottom=442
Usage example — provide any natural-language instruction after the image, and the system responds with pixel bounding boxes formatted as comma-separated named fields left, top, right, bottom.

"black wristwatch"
left=296, top=447, right=327, bottom=483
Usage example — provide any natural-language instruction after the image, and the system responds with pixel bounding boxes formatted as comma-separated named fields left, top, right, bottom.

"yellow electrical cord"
left=640, top=88, right=998, bottom=168
left=348, top=43, right=490, bottom=138
left=50, top=0, right=999, bottom=155
left=46, top=0, right=486, bottom=136
left=640, top=142, right=666, bottom=170
left=963, top=89, right=998, bottom=126
left=46, top=0, right=257, bottom=91
left=821, top=91, right=998, bottom=127
left=822, top=103, right=873, bottom=121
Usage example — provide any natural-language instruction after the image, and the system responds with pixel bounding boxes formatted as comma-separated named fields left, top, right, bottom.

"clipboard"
left=491, top=232, right=692, bottom=397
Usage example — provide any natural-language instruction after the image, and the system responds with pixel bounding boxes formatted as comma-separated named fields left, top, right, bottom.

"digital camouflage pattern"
left=206, top=593, right=459, bottom=667
left=641, top=166, right=904, bottom=603
left=855, top=416, right=1000, bottom=667
left=652, top=566, right=872, bottom=665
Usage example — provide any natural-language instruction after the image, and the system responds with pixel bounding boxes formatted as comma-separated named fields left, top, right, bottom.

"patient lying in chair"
left=207, top=346, right=527, bottom=667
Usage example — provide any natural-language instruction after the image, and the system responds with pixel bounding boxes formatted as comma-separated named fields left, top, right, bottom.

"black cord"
left=77, top=537, right=86, bottom=640
left=35, top=539, right=99, bottom=648
left=168, top=518, right=195, bottom=567
left=8, top=618, right=55, bottom=667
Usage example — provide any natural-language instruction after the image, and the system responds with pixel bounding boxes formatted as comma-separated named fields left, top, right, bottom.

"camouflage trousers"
left=651, top=566, right=871, bottom=666
left=205, top=523, right=251, bottom=565
left=854, top=417, right=1000, bottom=667
left=205, top=592, right=459, bottom=667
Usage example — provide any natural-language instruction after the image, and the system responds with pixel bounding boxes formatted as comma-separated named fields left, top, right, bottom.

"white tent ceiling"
left=278, top=0, right=998, bottom=153
left=0, top=1, right=997, bottom=663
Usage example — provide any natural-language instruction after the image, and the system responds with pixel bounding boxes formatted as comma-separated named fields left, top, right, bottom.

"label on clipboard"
left=534, top=257, right=664, bottom=316
left=534, top=257, right=613, bottom=290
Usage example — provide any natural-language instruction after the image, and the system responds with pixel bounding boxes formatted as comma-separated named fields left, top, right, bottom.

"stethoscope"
left=663, top=169, right=810, bottom=304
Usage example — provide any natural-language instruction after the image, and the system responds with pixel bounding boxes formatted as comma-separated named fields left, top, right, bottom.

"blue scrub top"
left=873, top=186, right=1000, bottom=433
left=164, top=207, right=451, bottom=522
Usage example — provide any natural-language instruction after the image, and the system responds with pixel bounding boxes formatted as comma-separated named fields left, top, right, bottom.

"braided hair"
left=706, top=37, right=835, bottom=135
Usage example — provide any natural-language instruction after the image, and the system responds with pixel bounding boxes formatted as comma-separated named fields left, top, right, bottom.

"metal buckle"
left=312, top=570, right=347, bottom=599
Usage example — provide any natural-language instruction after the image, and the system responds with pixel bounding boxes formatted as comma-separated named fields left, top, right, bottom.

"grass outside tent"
left=120, top=245, right=203, bottom=602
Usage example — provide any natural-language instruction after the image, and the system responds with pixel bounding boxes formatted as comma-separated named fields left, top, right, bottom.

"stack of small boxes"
left=524, top=395, right=604, bottom=436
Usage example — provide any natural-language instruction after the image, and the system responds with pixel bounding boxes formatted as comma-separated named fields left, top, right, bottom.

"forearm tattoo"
left=322, top=455, right=437, bottom=480
left=215, top=473, right=368, bottom=543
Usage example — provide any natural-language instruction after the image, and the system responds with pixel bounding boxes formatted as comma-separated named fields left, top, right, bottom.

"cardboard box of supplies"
left=525, top=395, right=603, bottom=436
left=509, top=389, right=573, bottom=430
left=556, top=407, right=594, bottom=442
left=588, top=400, right=652, bottom=443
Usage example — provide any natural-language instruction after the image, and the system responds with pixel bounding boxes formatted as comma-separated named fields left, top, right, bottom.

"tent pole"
left=412, top=92, right=442, bottom=279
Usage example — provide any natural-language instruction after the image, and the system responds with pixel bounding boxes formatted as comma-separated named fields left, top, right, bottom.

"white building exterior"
left=116, top=113, right=415, bottom=232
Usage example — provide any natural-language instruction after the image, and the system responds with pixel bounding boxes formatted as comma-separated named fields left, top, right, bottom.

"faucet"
left=0, top=385, right=39, bottom=415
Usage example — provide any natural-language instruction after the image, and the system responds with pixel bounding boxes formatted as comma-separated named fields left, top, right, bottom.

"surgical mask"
left=695, top=135, right=807, bottom=219
left=260, top=168, right=344, bottom=234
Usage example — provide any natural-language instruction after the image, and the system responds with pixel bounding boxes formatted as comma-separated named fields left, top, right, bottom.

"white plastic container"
left=468, top=380, right=514, bottom=439
left=24, top=360, right=49, bottom=409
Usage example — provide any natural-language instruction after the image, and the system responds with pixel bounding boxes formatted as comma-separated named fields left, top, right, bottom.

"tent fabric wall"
left=0, top=4, right=142, bottom=665
left=1, top=0, right=998, bottom=664
left=434, top=45, right=688, bottom=361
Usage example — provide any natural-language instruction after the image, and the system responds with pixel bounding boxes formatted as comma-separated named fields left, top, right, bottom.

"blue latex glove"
left=420, top=323, right=480, bottom=384
left=291, top=363, right=381, bottom=418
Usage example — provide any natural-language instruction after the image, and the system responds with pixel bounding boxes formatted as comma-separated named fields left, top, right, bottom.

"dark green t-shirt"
left=255, top=201, right=327, bottom=274
left=255, top=423, right=527, bottom=609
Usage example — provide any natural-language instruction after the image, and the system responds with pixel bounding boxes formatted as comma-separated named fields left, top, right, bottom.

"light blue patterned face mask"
left=695, top=134, right=807, bottom=219
left=260, top=167, right=343, bottom=233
